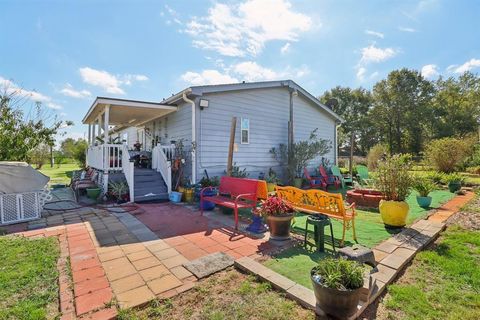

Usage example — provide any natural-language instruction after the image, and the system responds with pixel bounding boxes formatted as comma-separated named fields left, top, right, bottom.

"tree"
left=60, top=138, right=88, bottom=167
left=372, top=68, right=435, bottom=154
left=430, top=72, right=480, bottom=139
left=0, top=84, right=72, bottom=162
left=319, top=86, right=373, bottom=173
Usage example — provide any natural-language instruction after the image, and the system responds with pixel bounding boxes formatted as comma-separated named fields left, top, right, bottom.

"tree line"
left=320, top=68, right=480, bottom=155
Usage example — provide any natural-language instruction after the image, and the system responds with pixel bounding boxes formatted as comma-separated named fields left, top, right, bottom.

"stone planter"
left=311, top=269, right=362, bottom=319
left=266, top=213, right=294, bottom=241
left=346, top=189, right=384, bottom=208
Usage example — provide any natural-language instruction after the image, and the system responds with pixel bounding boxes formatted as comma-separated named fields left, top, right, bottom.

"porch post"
left=87, top=124, right=92, bottom=145
left=97, top=115, right=102, bottom=140
left=104, top=104, right=110, bottom=144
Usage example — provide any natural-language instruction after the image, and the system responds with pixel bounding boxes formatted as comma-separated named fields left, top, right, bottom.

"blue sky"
left=1, top=0, right=479, bottom=141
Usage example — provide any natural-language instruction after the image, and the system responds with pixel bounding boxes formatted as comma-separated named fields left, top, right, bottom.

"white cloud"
left=79, top=67, right=125, bottom=94
left=421, top=64, right=439, bottom=78
left=360, top=45, right=397, bottom=64
left=450, top=58, right=480, bottom=74
left=0, top=76, right=62, bottom=109
left=60, top=83, right=91, bottom=99
left=185, top=0, right=312, bottom=57
left=356, top=67, right=366, bottom=81
left=280, top=42, right=291, bottom=54
left=181, top=61, right=310, bottom=85
left=398, top=27, right=416, bottom=33
left=365, top=30, right=384, bottom=38
left=181, top=70, right=238, bottom=85
left=79, top=67, right=149, bottom=95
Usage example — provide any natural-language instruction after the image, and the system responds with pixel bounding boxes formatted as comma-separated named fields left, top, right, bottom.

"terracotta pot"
left=311, top=270, right=362, bottom=319
left=266, top=213, right=294, bottom=241
left=379, top=200, right=409, bottom=227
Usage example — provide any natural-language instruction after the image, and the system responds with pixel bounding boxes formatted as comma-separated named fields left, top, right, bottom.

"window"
left=241, top=118, right=249, bottom=144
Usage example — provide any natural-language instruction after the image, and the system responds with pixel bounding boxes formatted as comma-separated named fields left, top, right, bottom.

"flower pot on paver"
left=86, top=187, right=101, bottom=200
left=311, top=258, right=364, bottom=319
left=379, top=200, right=409, bottom=227
left=255, top=196, right=295, bottom=241
left=416, top=196, right=432, bottom=208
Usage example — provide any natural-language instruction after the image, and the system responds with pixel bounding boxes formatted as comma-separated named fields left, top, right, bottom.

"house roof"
left=161, top=80, right=343, bottom=122
left=82, top=97, right=177, bottom=126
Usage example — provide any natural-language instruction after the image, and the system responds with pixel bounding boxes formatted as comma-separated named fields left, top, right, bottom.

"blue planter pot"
left=200, top=189, right=217, bottom=211
left=416, top=196, right=432, bottom=208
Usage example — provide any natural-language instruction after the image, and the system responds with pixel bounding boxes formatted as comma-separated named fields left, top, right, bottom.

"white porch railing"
left=152, top=145, right=172, bottom=194
left=121, top=144, right=135, bottom=202
left=161, top=144, right=175, bottom=161
left=86, top=144, right=123, bottom=171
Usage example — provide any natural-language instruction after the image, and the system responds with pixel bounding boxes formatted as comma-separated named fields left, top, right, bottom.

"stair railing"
left=152, top=145, right=172, bottom=194
left=121, top=145, right=135, bottom=202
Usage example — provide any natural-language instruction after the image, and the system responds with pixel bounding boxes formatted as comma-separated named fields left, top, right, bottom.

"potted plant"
left=198, top=176, right=219, bottom=210
left=374, top=154, right=413, bottom=227
left=265, top=168, right=279, bottom=192
left=413, top=177, right=436, bottom=208
left=108, top=180, right=129, bottom=204
left=254, top=196, right=295, bottom=241
left=311, top=258, right=365, bottom=319
left=443, top=173, right=464, bottom=193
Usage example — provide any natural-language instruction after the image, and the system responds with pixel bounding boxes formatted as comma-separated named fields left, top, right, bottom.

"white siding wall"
left=196, top=87, right=337, bottom=181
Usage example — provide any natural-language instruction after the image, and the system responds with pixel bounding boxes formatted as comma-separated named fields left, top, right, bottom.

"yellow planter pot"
left=379, top=200, right=409, bottom=227
left=184, top=189, right=194, bottom=203
left=177, top=187, right=185, bottom=201
left=267, top=183, right=276, bottom=193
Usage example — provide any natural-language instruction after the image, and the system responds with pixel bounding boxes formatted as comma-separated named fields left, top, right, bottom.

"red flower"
left=254, top=196, right=294, bottom=216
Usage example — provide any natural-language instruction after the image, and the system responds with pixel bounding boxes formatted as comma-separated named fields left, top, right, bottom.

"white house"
left=82, top=80, right=342, bottom=202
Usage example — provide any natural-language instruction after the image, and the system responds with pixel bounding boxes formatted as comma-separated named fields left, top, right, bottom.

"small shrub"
left=265, top=168, right=279, bottom=184
left=413, top=177, right=437, bottom=197
left=466, top=166, right=480, bottom=175
left=425, top=171, right=446, bottom=184
left=441, top=173, right=465, bottom=185
left=311, top=258, right=364, bottom=290
left=367, top=144, right=387, bottom=170
left=424, top=137, right=469, bottom=173
left=374, top=154, right=413, bottom=201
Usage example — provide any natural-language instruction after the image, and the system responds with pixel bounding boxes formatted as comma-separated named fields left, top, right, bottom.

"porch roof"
left=82, top=97, right=177, bottom=127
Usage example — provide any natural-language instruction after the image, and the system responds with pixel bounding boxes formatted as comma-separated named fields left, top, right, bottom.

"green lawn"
left=410, top=169, right=480, bottom=186
left=38, top=163, right=81, bottom=185
left=382, top=225, right=480, bottom=319
left=264, top=189, right=455, bottom=289
left=0, top=236, right=60, bottom=320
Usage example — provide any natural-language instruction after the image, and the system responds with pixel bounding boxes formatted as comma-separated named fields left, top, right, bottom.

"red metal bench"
left=200, top=176, right=259, bottom=229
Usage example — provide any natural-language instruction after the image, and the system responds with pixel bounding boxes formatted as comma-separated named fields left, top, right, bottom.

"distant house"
left=82, top=80, right=342, bottom=202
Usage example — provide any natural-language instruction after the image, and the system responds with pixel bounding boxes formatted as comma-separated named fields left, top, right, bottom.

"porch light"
left=199, top=99, right=209, bottom=110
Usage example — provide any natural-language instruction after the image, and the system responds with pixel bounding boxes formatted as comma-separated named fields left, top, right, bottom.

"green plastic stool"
left=305, top=214, right=336, bottom=252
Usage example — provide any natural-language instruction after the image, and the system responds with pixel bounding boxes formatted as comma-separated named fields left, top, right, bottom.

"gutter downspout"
left=182, top=89, right=197, bottom=184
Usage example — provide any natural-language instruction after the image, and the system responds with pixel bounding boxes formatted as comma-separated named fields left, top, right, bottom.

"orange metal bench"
left=275, top=186, right=357, bottom=246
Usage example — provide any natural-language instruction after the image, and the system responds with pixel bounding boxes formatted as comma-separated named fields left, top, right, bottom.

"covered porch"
left=82, top=97, right=178, bottom=200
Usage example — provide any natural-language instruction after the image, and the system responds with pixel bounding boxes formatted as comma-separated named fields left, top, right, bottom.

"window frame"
left=240, top=118, right=250, bottom=145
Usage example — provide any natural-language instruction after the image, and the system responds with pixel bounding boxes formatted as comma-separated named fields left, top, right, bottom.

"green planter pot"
left=448, top=181, right=461, bottom=193
left=86, top=187, right=101, bottom=200
left=416, top=196, right=432, bottom=208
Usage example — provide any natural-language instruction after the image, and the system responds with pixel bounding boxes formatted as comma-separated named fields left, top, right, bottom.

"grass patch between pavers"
left=381, top=225, right=480, bottom=319
left=0, top=236, right=60, bottom=320
left=116, top=269, right=314, bottom=320
left=264, top=190, right=454, bottom=289
left=38, top=163, right=81, bottom=185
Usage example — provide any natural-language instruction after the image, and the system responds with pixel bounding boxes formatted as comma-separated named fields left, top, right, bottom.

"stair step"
left=134, top=193, right=169, bottom=203
left=135, top=186, right=168, bottom=195
left=134, top=176, right=163, bottom=183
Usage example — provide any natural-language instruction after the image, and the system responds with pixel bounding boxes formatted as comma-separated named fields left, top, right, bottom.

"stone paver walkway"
left=135, top=203, right=284, bottom=261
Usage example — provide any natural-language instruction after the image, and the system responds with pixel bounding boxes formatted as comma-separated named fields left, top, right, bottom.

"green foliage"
left=265, top=168, right=279, bottom=184
left=27, top=143, right=50, bottom=169
left=270, top=129, right=331, bottom=181
left=374, top=154, right=413, bottom=201
left=372, top=68, right=435, bottom=154
left=0, top=90, right=71, bottom=161
left=366, top=143, right=387, bottom=170
left=311, top=258, right=364, bottom=290
left=441, top=173, right=465, bottom=184
left=225, top=163, right=249, bottom=178
left=466, top=166, right=480, bottom=174
left=424, top=137, right=469, bottom=173
left=108, top=180, right=129, bottom=200
left=60, top=138, right=88, bottom=168
left=424, top=171, right=446, bottom=184
left=413, top=177, right=437, bottom=197
left=199, top=176, right=220, bottom=187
